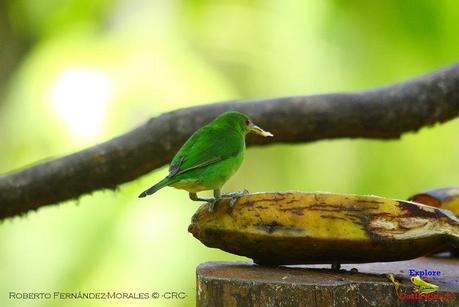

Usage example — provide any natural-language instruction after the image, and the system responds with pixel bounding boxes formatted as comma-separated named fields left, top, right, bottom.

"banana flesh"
left=188, top=192, right=459, bottom=265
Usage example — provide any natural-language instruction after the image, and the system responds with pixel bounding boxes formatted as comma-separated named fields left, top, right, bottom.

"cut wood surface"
left=197, top=258, right=459, bottom=307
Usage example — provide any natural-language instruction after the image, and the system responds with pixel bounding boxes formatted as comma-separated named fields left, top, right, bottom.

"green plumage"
left=138, top=111, right=272, bottom=207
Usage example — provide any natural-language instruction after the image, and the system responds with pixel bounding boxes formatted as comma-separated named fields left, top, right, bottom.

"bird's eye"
left=245, top=119, right=250, bottom=126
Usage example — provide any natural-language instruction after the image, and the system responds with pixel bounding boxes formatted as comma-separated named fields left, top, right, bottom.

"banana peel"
left=409, top=187, right=459, bottom=256
left=188, top=192, right=459, bottom=265
left=409, top=187, right=459, bottom=217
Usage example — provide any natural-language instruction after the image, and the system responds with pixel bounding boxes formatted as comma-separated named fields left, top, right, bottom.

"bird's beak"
left=249, top=123, right=273, bottom=137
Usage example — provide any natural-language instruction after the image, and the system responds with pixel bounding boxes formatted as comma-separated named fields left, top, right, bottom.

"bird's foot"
left=208, top=199, right=218, bottom=212
left=222, top=189, right=249, bottom=207
left=199, top=197, right=218, bottom=212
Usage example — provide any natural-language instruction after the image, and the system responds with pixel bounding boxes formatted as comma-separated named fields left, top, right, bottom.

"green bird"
left=138, top=111, right=273, bottom=210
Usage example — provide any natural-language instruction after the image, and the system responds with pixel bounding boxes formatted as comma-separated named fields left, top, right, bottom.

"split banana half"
left=188, top=192, right=459, bottom=265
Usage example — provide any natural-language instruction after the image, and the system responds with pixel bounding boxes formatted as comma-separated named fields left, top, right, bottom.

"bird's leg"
left=209, top=189, right=223, bottom=212
left=222, top=189, right=250, bottom=206
left=213, top=188, right=222, bottom=200
left=189, top=192, right=215, bottom=203
left=189, top=192, right=217, bottom=212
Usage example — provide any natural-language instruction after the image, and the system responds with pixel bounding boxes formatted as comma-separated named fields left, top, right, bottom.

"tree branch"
left=2, top=63, right=459, bottom=219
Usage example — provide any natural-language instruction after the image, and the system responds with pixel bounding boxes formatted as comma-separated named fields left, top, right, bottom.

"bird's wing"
left=167, top=126, right=242, bottom=177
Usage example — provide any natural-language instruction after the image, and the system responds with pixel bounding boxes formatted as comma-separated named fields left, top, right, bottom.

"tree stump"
left=196, top=257, right=459, bottom=306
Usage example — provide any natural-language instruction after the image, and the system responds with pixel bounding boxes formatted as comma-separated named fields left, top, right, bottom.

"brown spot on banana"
left=255, top=221, right=305, bottom=234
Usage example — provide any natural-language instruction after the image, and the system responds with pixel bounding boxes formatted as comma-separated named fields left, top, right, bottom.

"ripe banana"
left=409, top=187, right=459, bottom=217
left=188, top=192, right=459, bottom=265
left=409, top=187, right=459, bottom=256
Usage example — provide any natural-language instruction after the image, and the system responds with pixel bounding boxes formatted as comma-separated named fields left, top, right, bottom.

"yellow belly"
left=169, top=179, right=209, bottom=193
left=168, top=154, right=245, bottom=193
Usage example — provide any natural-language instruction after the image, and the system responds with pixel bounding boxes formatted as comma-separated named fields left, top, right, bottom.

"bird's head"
left=214, top=111, right=273, bottom=137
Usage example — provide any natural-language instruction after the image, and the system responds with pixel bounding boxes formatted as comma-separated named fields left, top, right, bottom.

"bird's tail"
left=138, top=177, right=174, bottom=198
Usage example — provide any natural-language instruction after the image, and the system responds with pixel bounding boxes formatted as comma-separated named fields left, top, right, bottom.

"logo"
left=410, top=275, right=438, bottom=294
left=387, top=271, right=454, bottom=301
left=408, top=269, right=441, bottom=278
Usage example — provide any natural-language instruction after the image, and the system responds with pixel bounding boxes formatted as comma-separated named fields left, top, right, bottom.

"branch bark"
left=1, top=63, right=459, bottom=219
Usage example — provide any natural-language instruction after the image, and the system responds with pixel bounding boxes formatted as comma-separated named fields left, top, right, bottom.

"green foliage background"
left=1, top=1, right=459, bottom=306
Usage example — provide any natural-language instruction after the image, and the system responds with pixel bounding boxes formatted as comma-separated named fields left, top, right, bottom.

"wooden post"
left=196, top=257, right=459, bottom=306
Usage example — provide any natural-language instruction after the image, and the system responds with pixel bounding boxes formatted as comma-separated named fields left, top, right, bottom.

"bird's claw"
left=222, top=189, right=249, bottom=207
left=222, top=189, right=249, bottom=198
left=203, top=189, right=250, bottom=211
left=229, top=197, right=238, bottom=207
left=208, top=199, right=217, bottom=212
